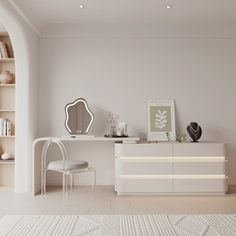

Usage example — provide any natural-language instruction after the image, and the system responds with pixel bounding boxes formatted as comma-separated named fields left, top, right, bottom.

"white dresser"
left=115, top=142, right=227, bottom=195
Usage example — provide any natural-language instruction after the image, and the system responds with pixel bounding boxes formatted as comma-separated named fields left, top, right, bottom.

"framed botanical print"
left=148, top=100, right=176, bottom=141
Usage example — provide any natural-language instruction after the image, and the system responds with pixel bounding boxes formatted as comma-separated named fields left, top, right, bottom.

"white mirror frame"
left=65, top=98, right=94, bottom=134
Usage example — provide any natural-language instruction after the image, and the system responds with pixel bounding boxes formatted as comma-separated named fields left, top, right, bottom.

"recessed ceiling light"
left=79, top=4, right=85, bottom=9
left=166, top=5, right=172, bottom=9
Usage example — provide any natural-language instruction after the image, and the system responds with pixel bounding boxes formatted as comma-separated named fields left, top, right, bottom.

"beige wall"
left=39, top=25, right=236, bottom=185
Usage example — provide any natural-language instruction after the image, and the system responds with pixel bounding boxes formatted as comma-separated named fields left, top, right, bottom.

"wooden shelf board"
left=0, top=84, right=15, bottom=87
left=0, top=110, right=15, bottom=112
left=0, top=159, right=15, bottom=164
left=0, top=58, right=15, bottom=63
left=0, top=136, right=15, bottom=138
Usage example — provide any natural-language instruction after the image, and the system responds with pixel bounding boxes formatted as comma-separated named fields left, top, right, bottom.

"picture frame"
left=148, top=100, right=176, bottom=141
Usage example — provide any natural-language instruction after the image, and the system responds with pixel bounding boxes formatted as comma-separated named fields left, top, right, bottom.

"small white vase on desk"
left=1, top=151, right=10, bottom=160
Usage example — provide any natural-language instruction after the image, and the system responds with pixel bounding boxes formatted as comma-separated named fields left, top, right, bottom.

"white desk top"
left=33, top=136, right=140, bottom=145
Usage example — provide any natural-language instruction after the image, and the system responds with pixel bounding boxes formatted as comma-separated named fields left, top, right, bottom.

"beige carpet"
left=0, top=214, right=235, bottom=235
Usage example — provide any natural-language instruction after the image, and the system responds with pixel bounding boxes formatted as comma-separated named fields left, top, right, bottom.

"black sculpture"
left=187, top=122, right=202, bottom=142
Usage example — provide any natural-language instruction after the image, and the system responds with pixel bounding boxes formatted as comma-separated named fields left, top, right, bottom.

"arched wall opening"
left=0, top=0, right=39, bottom=193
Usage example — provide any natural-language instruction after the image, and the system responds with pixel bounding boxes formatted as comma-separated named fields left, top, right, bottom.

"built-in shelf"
left=0, top=159, right=15, bottom=164
left=0, top=58, right=14, bottom=63
left=0, top=84, right=15, bottom=87
left=0, top=33, right=15, bottom=187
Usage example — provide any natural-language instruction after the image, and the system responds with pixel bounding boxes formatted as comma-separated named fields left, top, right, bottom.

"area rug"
left=0, top=214, right=235, bottom=235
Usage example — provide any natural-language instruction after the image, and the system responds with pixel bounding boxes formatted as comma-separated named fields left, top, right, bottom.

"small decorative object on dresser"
left=0, top=70, right=13, bottom=84
left=187, top=122, right=202, bottom=142
left=148, top=100, right=176, bottom=141
left=176, top=133, right=188, bottom=143
left=1, top=151, right=10, bottom=160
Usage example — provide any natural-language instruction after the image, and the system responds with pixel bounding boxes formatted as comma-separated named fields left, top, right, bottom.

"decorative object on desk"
left=116, top=122, right=127, bottom=137
left=1, top=151, right=10, bottom=160
left=110, top=124, right=116, bottom=136
left=176, top=133, right=188, bottom=143
left=104, top=134, right=128, bottom=138
left=187, top=122, right=202, bottom=142
left=65, top=98, right=94, bottom=135
left=148, top=100, right=176, bottom=141
left=166, top=132, right=171, bottom=141
left=105, top=111, right=119, bottom=136
left=0, top=70, right=13, bottom=84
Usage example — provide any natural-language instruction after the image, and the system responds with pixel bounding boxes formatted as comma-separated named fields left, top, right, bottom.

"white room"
left=0, top=0, right=236, bottom=235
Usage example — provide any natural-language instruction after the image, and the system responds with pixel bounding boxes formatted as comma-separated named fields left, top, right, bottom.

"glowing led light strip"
left=120, top=175, right=226, bottom=180
left=119, top=157, right=225, bottom=163
left=65, top=98, right=94, bottom=134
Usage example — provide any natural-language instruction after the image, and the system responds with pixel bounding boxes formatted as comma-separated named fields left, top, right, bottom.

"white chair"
left=41, top=138, right=96, bottom=195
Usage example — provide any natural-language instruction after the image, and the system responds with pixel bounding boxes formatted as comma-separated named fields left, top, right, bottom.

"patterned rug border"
left=0, top=214, right=235, bottom=235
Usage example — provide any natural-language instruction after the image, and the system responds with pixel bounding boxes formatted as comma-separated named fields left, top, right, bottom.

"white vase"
left=1, top=151, right=10, bottom=160
left=0, top=70, right=14, bottom=84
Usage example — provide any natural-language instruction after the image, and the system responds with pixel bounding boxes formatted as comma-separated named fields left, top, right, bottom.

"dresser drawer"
left=174, top=162, right=225, bottom=175
left=116, top=178, right=172, bottom=193
left=115, top=159, right=172, bottom=175
left=173, top=143, right=225, bottom=157
left=115, top=143, right=172, bottom=157
left=174, top=179, right=226, bottom=193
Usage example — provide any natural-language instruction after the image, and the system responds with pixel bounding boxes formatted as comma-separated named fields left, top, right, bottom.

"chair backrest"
left=41, top=138, right=67, bottom=169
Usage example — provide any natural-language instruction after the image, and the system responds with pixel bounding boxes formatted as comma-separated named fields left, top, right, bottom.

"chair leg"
left=41, top=168, right=46, bottom=196
left=43, top=170, right=47, bottom=195
left=92, top=169, right=96, bottom=193
left=41, top=168, right=44, bottom=196
left=94, top=170, right=96, bottom=187
left=65, top=173, right=68, bottom=195
left=70, top=173, right=74, bottom=193
left=62, top=173, right=69, bottom=205
left=62, top=173, right=65, bottom=193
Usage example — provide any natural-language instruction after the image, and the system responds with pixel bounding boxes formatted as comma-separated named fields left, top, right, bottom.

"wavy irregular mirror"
left=65, top=98, right=94, bottom=135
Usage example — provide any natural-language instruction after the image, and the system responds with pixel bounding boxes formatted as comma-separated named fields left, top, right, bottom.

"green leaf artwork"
left=150, top=106, right=172, bottom=132
left=155, top=110, right=167, bottom=129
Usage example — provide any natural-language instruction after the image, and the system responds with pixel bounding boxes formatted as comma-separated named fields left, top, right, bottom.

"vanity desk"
left=32, top=136, right=139, bottom=195
left=32, top=98, right=227, bottom=196
left=33, top=139, right=227, bottom=196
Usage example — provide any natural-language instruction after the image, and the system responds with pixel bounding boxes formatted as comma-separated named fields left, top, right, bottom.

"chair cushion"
left=47, top=160, right=89, bottom=171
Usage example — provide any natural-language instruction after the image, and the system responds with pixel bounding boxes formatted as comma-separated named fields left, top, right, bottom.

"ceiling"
left=9, top=0, right=236, bottom=33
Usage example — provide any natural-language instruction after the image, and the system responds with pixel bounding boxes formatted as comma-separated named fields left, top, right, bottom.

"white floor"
left=1, top=186, right=236, bottom=216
